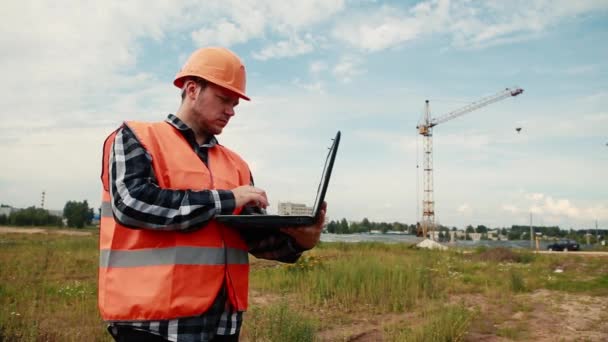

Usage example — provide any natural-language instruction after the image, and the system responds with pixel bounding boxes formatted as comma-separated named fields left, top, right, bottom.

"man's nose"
left=225, top=105, right=235, bottom=116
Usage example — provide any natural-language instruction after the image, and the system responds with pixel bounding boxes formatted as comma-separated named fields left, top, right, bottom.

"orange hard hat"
left=174, top=47, right=250, bottom=101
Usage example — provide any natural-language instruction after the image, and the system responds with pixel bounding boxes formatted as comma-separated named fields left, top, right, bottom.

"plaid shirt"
left=107, top=114, right=303, bottom=341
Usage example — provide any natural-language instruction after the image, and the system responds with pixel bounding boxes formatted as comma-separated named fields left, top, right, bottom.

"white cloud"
left=332, top=0, right=608, bottom=51
left=502, top=204, right=519, bottom=214
left=526, top=193, right=545, bottom=201
left=192, top=17, right=264, bottom=47
left=190, top=0, right=345, bottom=55
left=252, top=35, right=316, bottom=60
left=0, top=0, right=606, bottom=231
left=449, top=0, right=608, bottom=48
left=583, top=113, right=608, bottom=122
left=502, top=192, right=608, bottom=225
left=0, top=0, right=193, bottom=122
left=332, top=5, right=433, bottom=51
left=0, top=0, right=195, bottom=209
left=310, top=61, right=328, bottom=75
left=264, top=0, right=345, bottom=33
left=458, top=203, right=472, bottom=215
left=292, top=78, right=325, bottom=94
left=332, top=56, right=365, bottom=83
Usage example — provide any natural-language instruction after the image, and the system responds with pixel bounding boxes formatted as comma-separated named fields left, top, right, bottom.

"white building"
left=468, top=232, right=482, bottom=241
left=48, top=209, right=63, bottom=217
left=487, top=230, right=499, bottom=241
left=0, top=206, right=13, bottom=217
left=277, top=202, right=313, bottom=216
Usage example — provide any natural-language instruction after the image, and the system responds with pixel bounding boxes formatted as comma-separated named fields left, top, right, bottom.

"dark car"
left=547, top=239, right=580, bottom=251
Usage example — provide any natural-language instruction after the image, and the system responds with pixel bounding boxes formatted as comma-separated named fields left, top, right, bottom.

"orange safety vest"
left=98, top=121, right=251, bottom=321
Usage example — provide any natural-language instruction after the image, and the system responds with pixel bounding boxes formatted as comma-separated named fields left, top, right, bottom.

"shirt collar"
left=165, top=114, right=218, bottom=147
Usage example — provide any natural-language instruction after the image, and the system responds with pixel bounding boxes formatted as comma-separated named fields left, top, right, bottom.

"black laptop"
left=216, top=131, right=341, bottom=230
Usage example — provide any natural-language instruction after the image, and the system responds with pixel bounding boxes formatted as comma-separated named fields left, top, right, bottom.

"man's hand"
left=232, top=185, right=269, bottom=209
left=280, top=202, right=327, bottom=250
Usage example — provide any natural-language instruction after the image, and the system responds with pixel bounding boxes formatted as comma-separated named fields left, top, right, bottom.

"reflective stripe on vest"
left=98, top=121, right=252, bottom=321
left=100, top=246, right=248, bottom=268
left=100, top=200, right=112, bottom=217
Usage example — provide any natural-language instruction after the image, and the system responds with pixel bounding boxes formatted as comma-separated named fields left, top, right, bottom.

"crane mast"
left=416, top=87, right=524, bottom=239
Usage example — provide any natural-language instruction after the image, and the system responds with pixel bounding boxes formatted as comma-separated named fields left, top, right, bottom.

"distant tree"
left=409, top=224, right=418, bottom=234
left=7, top=207, right=62, bottom=227
left=508, top=231, right=520, bottom=240
left=0, top=214, right=7, bottom=225
left=349, top=221, right=362, bottom=234
left=63, top=200, right=94, bottom=228
left=394, top=222, right=407, bottom=232
left=326, top=220, right=338, bottom=234
left=465, top=225, right=475, bottom=233
left=339, top=218, right=349, bottom=234
left=475, top=225, right=488, bottom=234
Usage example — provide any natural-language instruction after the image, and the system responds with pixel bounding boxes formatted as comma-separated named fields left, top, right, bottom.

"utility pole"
left=529, top=213, right=533, bottom=249
left=596, top=220, right=599, bottom=243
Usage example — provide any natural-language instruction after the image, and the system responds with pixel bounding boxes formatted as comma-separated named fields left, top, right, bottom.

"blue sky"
left=1, top=0, right=606, bottom=229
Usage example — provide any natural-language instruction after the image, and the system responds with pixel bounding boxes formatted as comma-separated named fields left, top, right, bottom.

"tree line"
left=0, top=200, right=94, bottom=228
left=325, top=218, right=606, bottom=242
left=326, top=218, right=417, bottom=234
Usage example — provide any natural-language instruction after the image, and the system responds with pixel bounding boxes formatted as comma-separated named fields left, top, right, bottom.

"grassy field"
left=1, top=229, right=607, bottom=341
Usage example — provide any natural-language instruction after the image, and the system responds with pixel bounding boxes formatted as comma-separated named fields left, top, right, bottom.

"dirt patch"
left=249, top=290, right=283, bottom=307
left=0, top=227, right=47, bottom=234
left=51, top=229, right=92, bottom=236
left=447, top=290, right=607, bottom=341
left=316, top=312, right=413, bottom=342
left=347, top=329, right=383, bottom=341
left=524, top=289, right=608, bottom=341
left=0, top=226, right=92, bottom=236
left=470, top=247, right=523, bottom=263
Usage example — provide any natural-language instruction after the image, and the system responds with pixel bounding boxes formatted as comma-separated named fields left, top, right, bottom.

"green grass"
left=1, top=232, right=607, bottom=341
left=510, top=271, right=527, bottom=293
left=384, top=304, right=473, bottom=342
left=545, top=274, right=608, bottom=295
left=0, top=233, right=107, bottom=341
left=244, top=303, right=318, bottom=342
left=496, top=322, right=529, bottom=340
left=251, top=248, right=444, bottom=313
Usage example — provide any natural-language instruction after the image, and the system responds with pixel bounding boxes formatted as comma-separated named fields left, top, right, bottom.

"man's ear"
left=184, top=80, right=200, bottom=100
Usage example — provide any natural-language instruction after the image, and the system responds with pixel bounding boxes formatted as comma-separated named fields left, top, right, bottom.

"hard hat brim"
left=174, top=75, right=250, bottom=101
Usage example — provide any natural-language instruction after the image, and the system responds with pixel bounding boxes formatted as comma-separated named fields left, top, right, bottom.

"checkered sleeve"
left=109, top=126, right=236, bottom=231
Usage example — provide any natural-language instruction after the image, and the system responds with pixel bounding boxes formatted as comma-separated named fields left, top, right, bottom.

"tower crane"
left=416, top=87, right=524, bottom=239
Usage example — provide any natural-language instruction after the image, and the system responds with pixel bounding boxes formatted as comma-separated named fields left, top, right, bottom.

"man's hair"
left=181, top=76, right=208, bottom=101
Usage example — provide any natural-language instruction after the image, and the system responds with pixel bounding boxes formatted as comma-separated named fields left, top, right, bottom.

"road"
left=535, top=250, right=608, bottom=257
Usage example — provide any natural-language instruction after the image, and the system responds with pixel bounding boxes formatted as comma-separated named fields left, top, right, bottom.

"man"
left=99, top=47, right=326, bottom=342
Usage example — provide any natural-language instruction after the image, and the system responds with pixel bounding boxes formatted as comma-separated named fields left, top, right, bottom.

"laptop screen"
left=311, top=131, right=341, bottom=217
